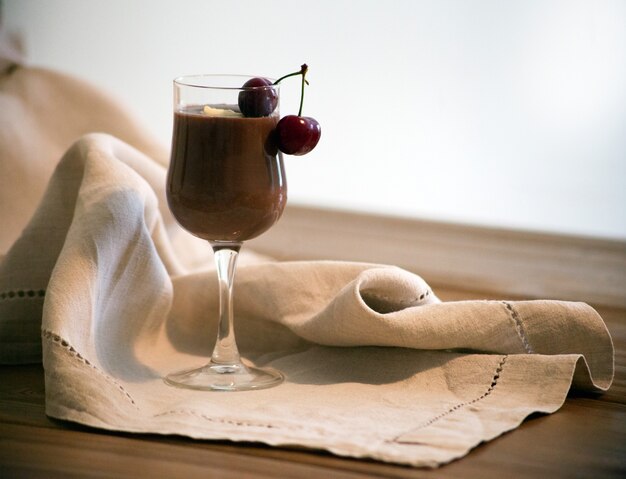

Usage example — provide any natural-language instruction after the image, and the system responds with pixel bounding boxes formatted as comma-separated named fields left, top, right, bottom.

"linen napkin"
left=0, top=62, right=215, bottom=361
left=0, top=66, right=614, bottom=468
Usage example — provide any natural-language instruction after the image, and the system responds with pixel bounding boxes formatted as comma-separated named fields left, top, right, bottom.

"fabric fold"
left=0, top=67, right=615, bottom=468
left=0, top=132, right=613, bottom=467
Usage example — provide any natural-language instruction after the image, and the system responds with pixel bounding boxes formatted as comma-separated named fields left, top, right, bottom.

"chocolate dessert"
left=167, top=106, right=287, bottom=242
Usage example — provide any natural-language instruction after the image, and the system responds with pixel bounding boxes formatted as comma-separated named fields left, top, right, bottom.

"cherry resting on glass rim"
left=268, top=64, right=321, bottom=156
left=167, top=106, right=287, bottom=242
left=276, top=115, right=321, bottom=155
left=238, top=77, right=278, bottom=117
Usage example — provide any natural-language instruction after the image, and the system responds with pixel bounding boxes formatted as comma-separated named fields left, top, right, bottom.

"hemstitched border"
left=393, top=355, right=508, bottom=444
left=0, top=289, right=46, bottom=300
left=362, top=288, right=433, bottom=305
left=42, top=328, right=139, bottom=408
left=502, top=301, right=534, bottom=354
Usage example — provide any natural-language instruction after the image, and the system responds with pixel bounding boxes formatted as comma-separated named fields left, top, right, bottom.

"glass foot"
left=164, top=362, right=284, bottom=391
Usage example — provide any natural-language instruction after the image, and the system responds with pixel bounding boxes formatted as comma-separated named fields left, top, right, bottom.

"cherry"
left=272, top=64, right=321, bottom=156
left=238, top=77, right=278, bottom=117
left=275, top=115, right=321, bottom=155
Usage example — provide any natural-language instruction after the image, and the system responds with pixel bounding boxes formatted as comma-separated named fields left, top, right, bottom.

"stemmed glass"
left=164, top=75, right=286, bottom=391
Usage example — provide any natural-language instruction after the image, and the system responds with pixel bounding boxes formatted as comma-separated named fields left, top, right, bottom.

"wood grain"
left=1, top=207, right=625, bottom=477
left=1, top=376, right=624, bottom=479
left=248, top=205, right=626, bottom=308
left=1, top=298, right=624, bottom=478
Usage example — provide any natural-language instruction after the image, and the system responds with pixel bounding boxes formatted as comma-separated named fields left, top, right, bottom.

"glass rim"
left=173, top=74, right=278, bottom=90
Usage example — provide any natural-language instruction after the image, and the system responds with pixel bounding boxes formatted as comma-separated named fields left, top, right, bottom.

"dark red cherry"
left=238, top=77, right=278, bottom=117
left=276, top=115, right=321, bottom=156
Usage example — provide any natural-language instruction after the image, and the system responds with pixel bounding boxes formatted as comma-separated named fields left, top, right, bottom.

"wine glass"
left=164, top=75, right=286, bottom=391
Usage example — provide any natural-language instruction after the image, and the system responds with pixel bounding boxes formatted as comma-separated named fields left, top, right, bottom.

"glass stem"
left=210, top=243, right=242, bottom=367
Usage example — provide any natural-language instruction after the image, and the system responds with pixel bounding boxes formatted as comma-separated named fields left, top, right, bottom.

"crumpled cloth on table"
left=0, top=64, right=614, bottom=468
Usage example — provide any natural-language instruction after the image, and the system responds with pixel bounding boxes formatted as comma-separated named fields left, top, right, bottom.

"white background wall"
left=3, top=0, right=626, bottom=239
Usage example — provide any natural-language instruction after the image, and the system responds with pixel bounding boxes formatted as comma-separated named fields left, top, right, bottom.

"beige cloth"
left=0, top=65, right=614, bottom=468
left=0, top=65, right=169, bottom=255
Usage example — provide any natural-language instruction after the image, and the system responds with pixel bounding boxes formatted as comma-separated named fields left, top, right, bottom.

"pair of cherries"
left=238, top=64, right=320, bottom=156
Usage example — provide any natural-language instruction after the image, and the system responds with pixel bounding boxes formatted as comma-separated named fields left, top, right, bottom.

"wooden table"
left=2, top=207, right=625, bottom=477
left=1, top=284, right=624, bottom=478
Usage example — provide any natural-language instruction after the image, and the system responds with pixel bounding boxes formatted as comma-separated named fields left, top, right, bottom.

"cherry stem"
left=274, top=64, right=309, bottom=117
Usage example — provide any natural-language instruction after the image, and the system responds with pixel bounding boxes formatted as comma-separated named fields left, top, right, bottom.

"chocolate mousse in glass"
left=165, top=75, right=286, bottom=391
